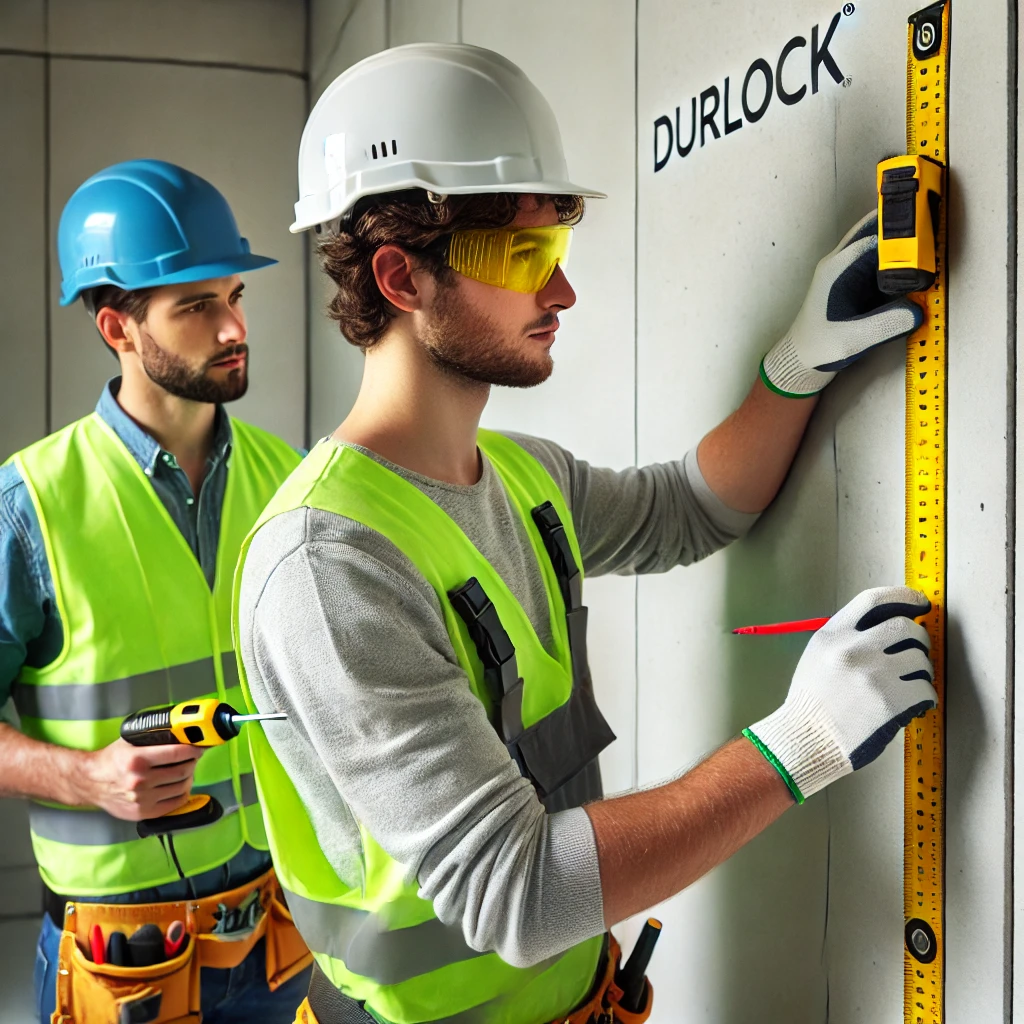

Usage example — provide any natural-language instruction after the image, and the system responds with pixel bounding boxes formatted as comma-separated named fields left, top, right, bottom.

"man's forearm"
left=585, top=737, right=794, bottom=926
left=696, top=378, right=817, bottom=514
left=0, top=722, right=89, bottom=804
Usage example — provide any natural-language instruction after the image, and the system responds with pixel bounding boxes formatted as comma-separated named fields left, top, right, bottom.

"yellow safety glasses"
left=447, top=225, right=573, bottom=294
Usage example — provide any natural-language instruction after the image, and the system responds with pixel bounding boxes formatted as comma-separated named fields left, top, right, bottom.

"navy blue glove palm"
left=761, top=211, right=924, bottom=397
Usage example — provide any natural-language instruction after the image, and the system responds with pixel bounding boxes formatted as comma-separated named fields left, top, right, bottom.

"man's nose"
left=217, top=305, right=247, bottom=345
left=538, top=264, right=576, bottom=310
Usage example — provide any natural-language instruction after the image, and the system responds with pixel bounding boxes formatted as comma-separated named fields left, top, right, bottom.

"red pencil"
left=90, top=923, right=105, bottom=965
left=732, top=616, right=831, bottom=636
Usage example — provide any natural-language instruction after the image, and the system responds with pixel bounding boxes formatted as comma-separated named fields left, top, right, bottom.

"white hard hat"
left=291, top=43, right=606, bottom=233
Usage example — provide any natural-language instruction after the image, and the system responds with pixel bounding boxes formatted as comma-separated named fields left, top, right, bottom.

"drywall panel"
left=307, top=0, right=387, bottom=443
left=943, top=1, right=1013, bottom=1018
left=639, top=1, right=1014, bottom=1020
left=308, top=0, right=357, bottom=80
left=310, top=0, right=386, bottom=116
left=0, top=0, right=45, bottom=50
left=636, top=1, right=911, bottom=1019
left=0, top=56, right=47, bottom=463
left=48, top=60, right=306, bottom=447
left=0, top=797, right=35, bottom=872
left=389, top=0, right=459, bottom=46
left=47, top=0, right=306, bottom=72
left=461, top=1, right=638, bottom=796
left=0, top=919, right=38, bottom=1024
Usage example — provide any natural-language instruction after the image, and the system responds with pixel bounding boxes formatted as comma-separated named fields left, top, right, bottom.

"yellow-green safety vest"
left=233, top=431, right=614, bottom=1024
left=11, top=411, right=300, bottom=896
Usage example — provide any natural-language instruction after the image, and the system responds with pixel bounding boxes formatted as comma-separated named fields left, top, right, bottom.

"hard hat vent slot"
left=370, top=141, right=398, bottom=161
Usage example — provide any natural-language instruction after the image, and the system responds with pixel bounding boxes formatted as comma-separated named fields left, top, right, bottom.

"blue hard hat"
left=58, top=159, right=277, bottom=306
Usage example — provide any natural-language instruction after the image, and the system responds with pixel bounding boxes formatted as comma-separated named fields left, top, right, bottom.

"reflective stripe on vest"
left=283, top=888, right=489, bottom=985
left=12, top=652, right=240, bottom=721
left=13, top=412, right=300, bottom=896
left=28, top=773, right=260, bottom=844
left=233, top=431, right=603, bottom=1024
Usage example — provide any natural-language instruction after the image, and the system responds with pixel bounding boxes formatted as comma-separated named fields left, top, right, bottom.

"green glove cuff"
left=758, top=358, right=820, bottom=400
left=742, top=727, right=805, bottom=804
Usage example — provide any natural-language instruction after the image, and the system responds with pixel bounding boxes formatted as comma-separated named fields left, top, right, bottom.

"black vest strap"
left=448, top=578, right=525, bottom=741
left=531, top=501, right=583, bottom=611
left=447, top=502, right=615, bottom=802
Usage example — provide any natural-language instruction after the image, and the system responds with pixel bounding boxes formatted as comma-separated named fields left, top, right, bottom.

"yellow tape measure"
left=899, top=3, right=949, bottom=1021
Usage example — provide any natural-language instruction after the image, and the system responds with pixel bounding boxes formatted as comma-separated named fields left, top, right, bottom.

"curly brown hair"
left=317, top=190, right=585, bottom=350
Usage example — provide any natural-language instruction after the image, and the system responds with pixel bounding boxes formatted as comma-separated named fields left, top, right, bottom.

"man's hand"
left=745, top=586, right=936, bottom=801
left=760, top=211, right=924, bottom=397
left=74, top=739, right=203, bottom=821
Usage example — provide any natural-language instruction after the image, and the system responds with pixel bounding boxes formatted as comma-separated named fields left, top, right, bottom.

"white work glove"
left=761, top=211, right=924, bottom=397
left=744, top=586, right=936, bottom=802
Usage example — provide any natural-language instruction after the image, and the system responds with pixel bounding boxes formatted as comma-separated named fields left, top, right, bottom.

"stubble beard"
left=419, top=283, right=554, bottom=390
left=137, top=328, right=249, bottom=404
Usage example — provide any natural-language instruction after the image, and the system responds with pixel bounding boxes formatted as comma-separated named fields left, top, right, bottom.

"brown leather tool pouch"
left=51, top=926, right=199, bottom=1024
left=50, top=869, right=311, bottom=1021
left=263, top=885, right=313, bottom=990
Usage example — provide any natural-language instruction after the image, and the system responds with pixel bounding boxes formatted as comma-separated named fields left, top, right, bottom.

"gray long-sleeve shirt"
left=237, top=433, right=758, bottom=968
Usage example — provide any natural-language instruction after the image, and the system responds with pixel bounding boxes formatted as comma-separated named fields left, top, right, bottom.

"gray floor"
left=0, top=918, right=38, bottom=1022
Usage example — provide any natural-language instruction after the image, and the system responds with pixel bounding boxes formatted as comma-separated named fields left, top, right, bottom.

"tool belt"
left=50, top=868, right=312, bottom=1024
left=292, top=933, right=652, bottom=1024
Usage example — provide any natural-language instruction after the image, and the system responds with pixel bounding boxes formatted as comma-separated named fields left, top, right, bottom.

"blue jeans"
left=35, top=911, right=311, bottom=1023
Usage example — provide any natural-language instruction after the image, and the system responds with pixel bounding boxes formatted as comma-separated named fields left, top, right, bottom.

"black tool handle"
left=121, top=706, right=177, bottom=746
left=616, top=918, right=662, bottom=1014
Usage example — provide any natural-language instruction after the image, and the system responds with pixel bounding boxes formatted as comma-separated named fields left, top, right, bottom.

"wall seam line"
left=632, top=0, right=640, bottom=793
left=303, top=0, right=313, bottom=452
left=1006, top=0, right=1019, bottom=1017
left=0, top=47, right=305, bottom=80
left=43, top=0, right=51, bottom=438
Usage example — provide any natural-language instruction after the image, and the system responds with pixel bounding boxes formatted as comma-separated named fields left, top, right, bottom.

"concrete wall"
left=0, top=2, right=307, bottom=1017
left=311, top=1, right=1015, bottom=1021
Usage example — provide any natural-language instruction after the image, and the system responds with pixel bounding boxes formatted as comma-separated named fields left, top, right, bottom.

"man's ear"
left=372, top=246, right=426, bottom=313
left=94, top=307, right=136, bottom=356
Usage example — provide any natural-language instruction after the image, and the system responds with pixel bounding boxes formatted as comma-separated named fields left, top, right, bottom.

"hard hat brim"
left=60, top=253, right=278, bottom=306
left=291, top=181, right=607, bottom=234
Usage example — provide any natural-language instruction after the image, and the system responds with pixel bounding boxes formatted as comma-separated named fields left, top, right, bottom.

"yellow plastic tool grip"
left=121, top=698, right=240, bottom=747
left=876, top=153, right=943, bottom=294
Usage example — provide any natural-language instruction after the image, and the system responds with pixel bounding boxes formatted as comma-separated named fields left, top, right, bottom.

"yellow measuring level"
left=901, top=2, right=949, bottom=1022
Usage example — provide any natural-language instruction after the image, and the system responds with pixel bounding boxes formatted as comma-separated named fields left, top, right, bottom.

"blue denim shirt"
left=0, top=377, right=272, bottom=901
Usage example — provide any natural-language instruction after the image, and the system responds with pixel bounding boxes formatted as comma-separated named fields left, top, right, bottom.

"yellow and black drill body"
left=121, top=699, right=249, bottom=748
left=120, top=698, right=285, bottom=838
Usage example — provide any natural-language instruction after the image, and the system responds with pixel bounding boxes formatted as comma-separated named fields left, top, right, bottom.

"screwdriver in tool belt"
left=121, top=698, right=286, bottom=747
left=615, top=918, right=662, bottom=1014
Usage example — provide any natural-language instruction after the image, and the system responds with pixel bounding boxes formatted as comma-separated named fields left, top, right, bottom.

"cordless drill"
left=121, top=698, right=285, bottom=837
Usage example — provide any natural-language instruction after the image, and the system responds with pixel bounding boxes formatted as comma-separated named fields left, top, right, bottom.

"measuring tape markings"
left=900, top=3, right=949, bottom=1023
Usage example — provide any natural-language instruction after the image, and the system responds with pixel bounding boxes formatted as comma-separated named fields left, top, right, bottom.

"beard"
left=419, top=284, right=555, bottom=389
left=137, top=329, right=249, bottom=404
